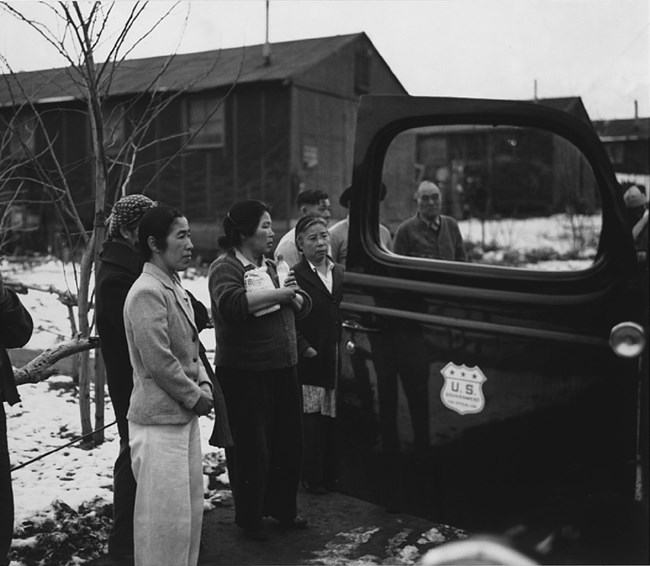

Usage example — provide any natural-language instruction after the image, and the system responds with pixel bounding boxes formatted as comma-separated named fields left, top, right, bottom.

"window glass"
left=380, top=125, right=601, bottom=271
left=187, top=98, right=225, bottom=147
left=7, top=112, right=37, bottom=158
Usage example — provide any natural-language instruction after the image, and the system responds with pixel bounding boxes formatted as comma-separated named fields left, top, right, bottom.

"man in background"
left=329, top=183, right=392, bottom=265
left=393, top=180, right=467, bottom=261
left=0, top=272, right=33, bottom=566
left=623, top=184, right=648, bottom=264
left=274, top=189, right=331, bottom=268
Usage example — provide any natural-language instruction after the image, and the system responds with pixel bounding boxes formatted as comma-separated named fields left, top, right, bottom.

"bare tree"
left=0, top=1, right=236, bottom=442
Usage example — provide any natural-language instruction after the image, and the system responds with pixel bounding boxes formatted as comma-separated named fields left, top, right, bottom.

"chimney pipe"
left=263, top=0, right=271, bottom=66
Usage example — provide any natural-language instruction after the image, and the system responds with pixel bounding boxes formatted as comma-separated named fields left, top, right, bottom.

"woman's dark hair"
left=218, top=200, right=270, bottom=249
left=138, top=205, right=184, bottom=261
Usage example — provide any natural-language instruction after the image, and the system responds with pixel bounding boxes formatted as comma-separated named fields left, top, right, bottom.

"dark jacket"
left=208, top=249, right=312, bottom=371
left=96, top=239, right=142, bottom=435
left=1, top=289, right=34, bottom=405
left=185, top=290, right=233, bottom=448
left=293, top=258, right=344, bottom=389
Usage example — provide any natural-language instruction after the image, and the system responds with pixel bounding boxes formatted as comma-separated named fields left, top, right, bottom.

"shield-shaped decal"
left=440, top=362, right=487, bottom=415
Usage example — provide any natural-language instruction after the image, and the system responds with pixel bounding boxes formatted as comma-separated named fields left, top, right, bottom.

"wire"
left=10, top=420, right=117, bottom=473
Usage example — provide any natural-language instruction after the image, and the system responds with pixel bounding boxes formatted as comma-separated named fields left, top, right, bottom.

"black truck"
left=336, top=96, right=648, bottom=564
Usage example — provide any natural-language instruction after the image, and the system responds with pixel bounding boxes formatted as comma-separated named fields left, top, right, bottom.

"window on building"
left=102, top=105, right=127, bottom=156
left=187, top=98, right=225, bottom=148
left=605, top=142, right=624, bottom=165
left=7, top=112, right=37, bottom=159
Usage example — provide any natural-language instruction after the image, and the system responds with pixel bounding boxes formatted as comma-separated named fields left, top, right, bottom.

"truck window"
left=380, top=125, right=601, bottom=271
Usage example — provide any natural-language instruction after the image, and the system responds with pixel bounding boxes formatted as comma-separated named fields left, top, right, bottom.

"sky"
left=0, top=0, right=648, bottom=121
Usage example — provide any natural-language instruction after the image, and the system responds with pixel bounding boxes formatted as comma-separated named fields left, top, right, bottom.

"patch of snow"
left=5, top=259, right=223, bottom=530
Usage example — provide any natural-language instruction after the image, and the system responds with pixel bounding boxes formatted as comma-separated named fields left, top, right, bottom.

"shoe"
left=108, top=551, right=135, bottom=565
left=303, top=482, right=327, bottom=495
left=242, top=526, right=269, bottom=541
left=324, top=480, right=339, bottom=492
left=277, top=515, right=309, bottom=530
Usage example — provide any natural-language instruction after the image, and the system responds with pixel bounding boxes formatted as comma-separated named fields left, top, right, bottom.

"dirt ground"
left=89, top=490, right=467, bottom=565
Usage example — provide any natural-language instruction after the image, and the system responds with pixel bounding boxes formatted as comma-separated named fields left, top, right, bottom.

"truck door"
left=338, top=96, right=648, bottom=561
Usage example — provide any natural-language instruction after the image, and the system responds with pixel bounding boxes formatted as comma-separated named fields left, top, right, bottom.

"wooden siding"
left=1, top=34, right=405, bottom=256
left=289, top=34, right=407, bottom=222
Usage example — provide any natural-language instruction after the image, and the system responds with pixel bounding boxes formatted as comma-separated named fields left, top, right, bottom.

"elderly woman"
left=292, top=216, right=344, bottom=495
left=124, top=205, right=214, bottom=566
left=208, top=200, right=311, bottom=541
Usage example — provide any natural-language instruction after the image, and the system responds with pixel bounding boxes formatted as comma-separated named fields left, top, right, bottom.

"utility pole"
left=263, top=0, right=271, bottom=66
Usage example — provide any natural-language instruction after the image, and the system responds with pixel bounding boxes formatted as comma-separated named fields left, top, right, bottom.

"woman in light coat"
left=124, top=205, right=213, bottom=566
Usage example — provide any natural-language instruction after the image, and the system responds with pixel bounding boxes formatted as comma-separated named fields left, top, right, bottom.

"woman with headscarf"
left=96, top=193, right=156, bottom=560
left=208, top=200, right=312, bottom=541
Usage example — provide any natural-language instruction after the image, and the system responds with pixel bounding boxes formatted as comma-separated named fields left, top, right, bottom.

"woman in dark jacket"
left=292, top=216, right=344, bottom=495
left=208, top=200, right=312, bottom=541
left=1, top=273, right=33, bottom=565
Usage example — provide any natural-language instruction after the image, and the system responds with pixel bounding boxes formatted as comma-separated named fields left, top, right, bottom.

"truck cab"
left=337, top=96, right=648, bottom=563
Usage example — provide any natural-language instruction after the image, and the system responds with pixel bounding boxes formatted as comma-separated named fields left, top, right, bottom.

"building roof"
left=1, top=32, right=402, bottom=105
left=592, top=117, right=650, bottom=141
left=531, top=96, right=594, bottom=128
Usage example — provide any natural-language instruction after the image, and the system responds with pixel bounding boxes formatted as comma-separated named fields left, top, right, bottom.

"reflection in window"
left=187, top=98, right=225, bottom=147
left=381, top=125, right=601, bottom=271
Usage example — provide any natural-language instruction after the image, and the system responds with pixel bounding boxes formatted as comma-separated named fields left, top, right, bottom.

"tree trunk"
left=76, top=233, right=95, bottom=438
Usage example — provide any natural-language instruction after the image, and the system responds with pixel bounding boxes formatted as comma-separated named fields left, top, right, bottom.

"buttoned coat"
left=0, top=290, right=33, bottom=405
left=124, top=263, right=211, bottom=425
left=293, top=258, right=344, bottom=389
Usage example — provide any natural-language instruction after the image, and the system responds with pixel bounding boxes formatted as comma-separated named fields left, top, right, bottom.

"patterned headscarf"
left=107, top=194, right=157, bottom=239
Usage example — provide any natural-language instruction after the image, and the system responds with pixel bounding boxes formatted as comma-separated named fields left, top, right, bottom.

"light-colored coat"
left=124, top=263, right=211, bottom=425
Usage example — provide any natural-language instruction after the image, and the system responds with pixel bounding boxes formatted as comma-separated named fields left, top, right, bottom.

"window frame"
left=346, top=96, right=636, bottom=299
left=185, top=96, right=225, bottom=149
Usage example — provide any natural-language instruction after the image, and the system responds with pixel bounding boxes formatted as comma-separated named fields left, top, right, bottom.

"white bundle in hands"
left=244, top=265, right=280, bottom=317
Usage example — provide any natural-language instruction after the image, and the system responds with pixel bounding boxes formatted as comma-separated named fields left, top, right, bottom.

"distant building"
left=592, top=116, right=650, bottom=193
left=0, top=33, right=406, bottom=255
left=394, top=97, right=600, bottom=227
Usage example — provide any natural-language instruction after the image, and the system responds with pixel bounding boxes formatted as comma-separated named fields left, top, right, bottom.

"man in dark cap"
left=329, top=183, right=392, bottom=264
left=96, top=194, right=156, bottom=562
left=623, top=184, right=648, bottom=264
left=0, top=273, right=33, bottom=566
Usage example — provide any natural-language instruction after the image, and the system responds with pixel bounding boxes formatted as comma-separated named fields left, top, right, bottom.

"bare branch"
left=14, top=336, right=100, bottom=385
left=0, top=2, right=83, bottom=70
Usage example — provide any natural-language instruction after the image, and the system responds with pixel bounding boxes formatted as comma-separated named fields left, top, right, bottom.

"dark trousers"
left=0, top=403, right=13, bottom=564
left=220, top=366, right=303, bottom=530
left=106, top=380, right=136, bottom=555
left=370, top=327, right=430, bottom=454
left=301, top=412, right=338, bottom=487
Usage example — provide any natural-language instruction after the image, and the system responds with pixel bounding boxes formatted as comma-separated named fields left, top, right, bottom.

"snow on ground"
left=1, top=213, right=599, bottom=560
left=458, top=213, right=601, bottom=256
left=3, top=258, right=223, bottom=529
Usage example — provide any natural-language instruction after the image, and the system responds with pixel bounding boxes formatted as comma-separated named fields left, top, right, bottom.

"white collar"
left=235, top=248, right=263, bottom=268
left=307, top=258, right=334, bottom=274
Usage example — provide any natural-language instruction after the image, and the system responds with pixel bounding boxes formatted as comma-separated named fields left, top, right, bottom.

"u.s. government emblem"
left=440, top=362, right=487, bottom=415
